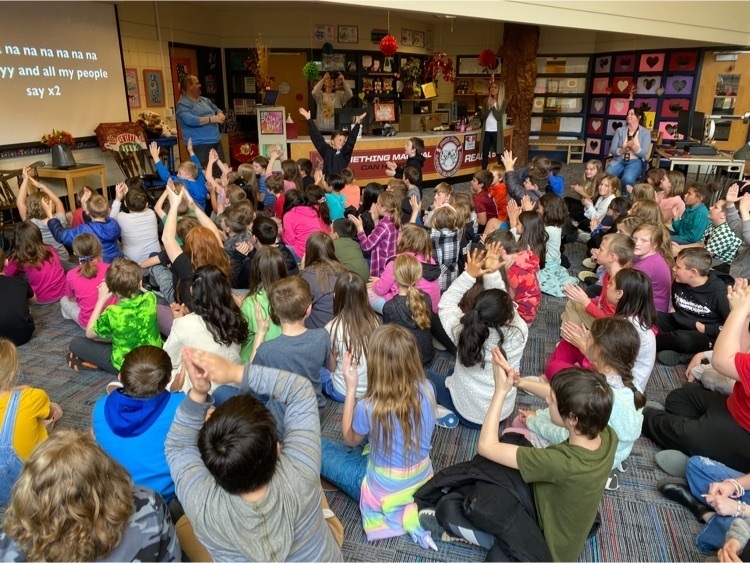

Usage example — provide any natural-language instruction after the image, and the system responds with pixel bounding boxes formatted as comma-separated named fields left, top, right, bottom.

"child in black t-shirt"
left=0, top=248, right=35, bottom=346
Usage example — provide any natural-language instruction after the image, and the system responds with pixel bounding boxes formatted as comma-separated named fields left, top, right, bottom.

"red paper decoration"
left=424, top=53, right=455, bottom=83
left=478, top=49, right=497, bottom=70
left=380, top=35, right=398, bottom=57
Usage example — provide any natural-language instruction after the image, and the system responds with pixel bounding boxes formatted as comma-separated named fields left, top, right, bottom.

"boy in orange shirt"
left=340, top=167, right=361, bottom=210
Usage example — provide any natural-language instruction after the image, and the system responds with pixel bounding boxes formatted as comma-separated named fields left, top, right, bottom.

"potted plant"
left=41, top=129, right=76, bottom=169
left=401, top=57, right=422, bottom=99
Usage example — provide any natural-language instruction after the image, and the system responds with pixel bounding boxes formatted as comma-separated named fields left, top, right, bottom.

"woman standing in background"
left=479, top=80, right=507, bottom=170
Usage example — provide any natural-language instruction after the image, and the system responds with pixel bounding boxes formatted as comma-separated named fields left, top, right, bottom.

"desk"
left=656, top=149, right=745, bottom=182
left=288, top=127, right=513, bottom=185
left=35, top=163, right=106, bottom=208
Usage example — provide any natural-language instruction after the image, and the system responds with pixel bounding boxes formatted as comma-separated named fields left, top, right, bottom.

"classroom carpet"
left=12, top=170, right=709, bottom=562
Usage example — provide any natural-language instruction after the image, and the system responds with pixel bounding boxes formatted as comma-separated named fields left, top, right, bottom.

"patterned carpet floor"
left=13, top=172, right=709, bottom=561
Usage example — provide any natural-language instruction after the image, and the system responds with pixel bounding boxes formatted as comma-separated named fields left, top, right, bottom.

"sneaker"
left=605, top=469, right=620, bottom=491
left=106, top=381, right=124, bottom=395
left=657, top=350, right=694, bottom=366
left=655, top=450, right=689, bottom=478
left=435, top=405, right=458, bottom=429
left=617, top=460, right=629, bottom=473
left=578, top=271, right=599, bottom=283
left=432, top=337, right=447, bottom=351
left=418, top=509, right=470, bottom=544
left=582, top=258, right=597, bottom=269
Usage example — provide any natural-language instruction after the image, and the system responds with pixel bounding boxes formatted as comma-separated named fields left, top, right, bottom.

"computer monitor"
left=262, top=90, right=279, bottom=106
left=676, top=109, right=691, bottom=141
left=334, top=107, right=365, bottom=131
left=691, top=111, right=706, bottom=143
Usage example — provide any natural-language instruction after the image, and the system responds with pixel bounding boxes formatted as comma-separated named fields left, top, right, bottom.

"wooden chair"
left=110, top=145, right=165, bottom=191
left=0, top=161, right=44, bottom=245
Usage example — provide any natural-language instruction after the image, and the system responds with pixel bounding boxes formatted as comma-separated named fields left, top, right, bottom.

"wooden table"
left=655, top=149, right=746, bottom=182
left=35, top=163, right=106, bottom=208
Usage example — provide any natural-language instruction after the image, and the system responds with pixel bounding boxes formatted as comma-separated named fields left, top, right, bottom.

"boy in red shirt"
left=470, top=170, right=498, bottom=234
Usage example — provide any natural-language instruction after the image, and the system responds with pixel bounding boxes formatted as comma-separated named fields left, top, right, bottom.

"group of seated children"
left=4, top=117, right=750, bottom=562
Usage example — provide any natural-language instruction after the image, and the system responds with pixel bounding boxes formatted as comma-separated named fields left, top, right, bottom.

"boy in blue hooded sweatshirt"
left=150, top=139, right=209, bottom=210
left=44, top=191, right=122, bottom=263
left=92, top=345, right=184, bottom=505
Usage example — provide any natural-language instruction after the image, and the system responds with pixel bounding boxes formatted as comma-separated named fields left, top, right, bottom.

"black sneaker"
left=657, top=350, right=694, bottom=367
left=418, top=508, right=469, bottom=544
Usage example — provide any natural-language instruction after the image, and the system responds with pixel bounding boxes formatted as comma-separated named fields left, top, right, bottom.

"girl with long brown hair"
left=349, top=190, right=401, bottom=277
left=300, top=232, right=348, bottom=329
left=5, top=221, right=66, bottom=303
left=320, top=324, right=438, bottom=550
left=323, top=271, right=380, bottom=401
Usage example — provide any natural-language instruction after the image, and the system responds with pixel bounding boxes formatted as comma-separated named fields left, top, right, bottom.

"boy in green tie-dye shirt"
left=68, top=259, right=162, bottom=373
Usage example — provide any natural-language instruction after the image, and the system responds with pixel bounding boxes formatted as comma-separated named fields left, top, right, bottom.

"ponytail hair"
left=72, top=233, right=102, bottom=279
left=392, top=254, right=431, bottom=330
left=377, top=191, right=402, bottom=229
left=589, top=317, right=646, bottom=409
left=457, top=288, right=514, bottom=369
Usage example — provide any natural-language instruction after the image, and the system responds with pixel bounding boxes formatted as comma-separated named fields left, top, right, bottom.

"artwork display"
left=259, top=110, right=284, bottom=135
left=413, top=31, right=425, bottom=48
left=142, top=69, right=164, bottom=107
left=401, top=29, right=413, bottom=46
left=314, top=24, right=336, bottom=42
left=639, top=53, right=665, bottom=72
left=124, top=68, right=140, bottom=108
left=338, top=25, right=358, bottom=43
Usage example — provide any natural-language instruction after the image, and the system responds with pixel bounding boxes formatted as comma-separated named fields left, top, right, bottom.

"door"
left=269, top=52, right=310, bottom=137
left=696, top=52, right=750, bottom=152
left=170, top=46, right=199, bottom=163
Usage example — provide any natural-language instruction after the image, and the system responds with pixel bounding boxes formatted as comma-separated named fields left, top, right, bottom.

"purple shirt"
left=633, top=252, right=672, bottom=313
left=357, top=216, right=398, bottom=277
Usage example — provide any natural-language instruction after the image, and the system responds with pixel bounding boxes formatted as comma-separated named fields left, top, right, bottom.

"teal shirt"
left=671, top=203, right=710, bottom=244
left=325, top=192, right=346, bottom=221
left=93, top=291, right=163, bottom=369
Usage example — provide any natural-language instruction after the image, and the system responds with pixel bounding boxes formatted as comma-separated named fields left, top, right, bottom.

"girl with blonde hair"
left=323, top=272, right=381, bottom=401
left=0, top=339, right=61, bottom=504
left=631, top=222, right=674, bottom=313
left=480, top=80, right=507, bottom=169
left=383, top=254, right=434, bottom=366
left=320, top=324, right=438, bottom=550
left=0, top=428, right=179, bottom=561
left=370, top=223, right=440, bottom=313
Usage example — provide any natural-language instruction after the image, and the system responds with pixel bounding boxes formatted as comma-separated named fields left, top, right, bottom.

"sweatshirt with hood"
left=48, top=215, right=123, bottom=263
left=281, top=205, right=331, bottom=259
left=383, top=292, right=435, bottom=366
left=507, top=250, right=542, bottom=324
left=372, top=252, right=441, bottom=312
left=394, top=154, right=426, bottom=187
left=93, top=389, right=184, bottom=502
left=670, top=271, right=730, bottom=339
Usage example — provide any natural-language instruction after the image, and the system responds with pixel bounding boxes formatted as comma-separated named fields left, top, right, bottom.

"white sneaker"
left=435, top=405, right=458, bottom=428
left=582, top=258, right=597, bottom=269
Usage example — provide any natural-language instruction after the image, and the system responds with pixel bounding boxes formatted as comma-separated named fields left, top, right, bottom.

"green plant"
left=401, top=57, right=422, bottom=86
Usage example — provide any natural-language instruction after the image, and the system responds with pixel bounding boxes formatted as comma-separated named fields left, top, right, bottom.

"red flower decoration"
left=478, top=49, right=497, bottom=70
left=380, top=35, right=398, bottom=57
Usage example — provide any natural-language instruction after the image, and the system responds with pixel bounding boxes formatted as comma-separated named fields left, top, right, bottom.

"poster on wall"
left=313, top=24, right=335, bottom=42
left=125, top=68, right=140, bottom=108
left=401, top=29, right=413, bottom=46
left=338, top=25, right=358, bottom=43
left=143, top=69, right=165, bottom=107
left=260, top=110, right=284, bottom=135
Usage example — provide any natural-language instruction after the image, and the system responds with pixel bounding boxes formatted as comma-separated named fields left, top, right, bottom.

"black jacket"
left=395, top=154, right=426, bottom=186
left=414, top=449, right=552, bottom=562
left=307, top=119, right=361, bottom=176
